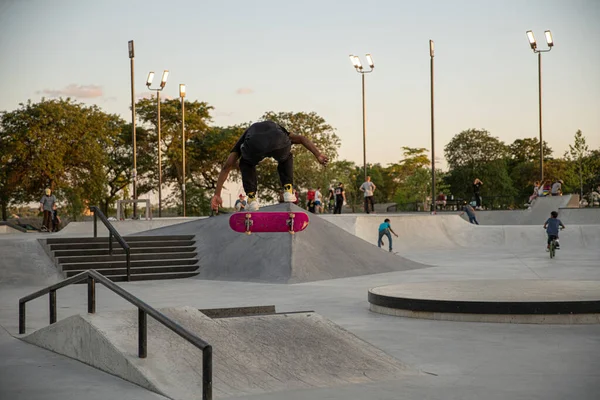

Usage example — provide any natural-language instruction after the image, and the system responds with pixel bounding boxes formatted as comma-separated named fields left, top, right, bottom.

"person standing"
left=333, top=182, right=346, bottom=214
left=473, top=178, right=483, bottom=210
left=39, top=188, right=57, bottom=232
left=234, top=194, right=247, bottom=211
left=551, top=180, right=563, bottom=196
left=360, top=176, right=377, bottom=214
left=378, top=218, right=398, bottom=252
left=314, top=187, right=323, bottom=213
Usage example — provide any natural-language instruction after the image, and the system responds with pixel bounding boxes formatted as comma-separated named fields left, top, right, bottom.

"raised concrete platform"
left=369, top=280, right=600, bottom=324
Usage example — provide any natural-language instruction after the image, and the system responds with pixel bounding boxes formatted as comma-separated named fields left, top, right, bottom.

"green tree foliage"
left=444, top=129, right=515, bottom=201
left=508, top=137, right=553, bottom=199
left=565, top=130, right=594, bottom=198
left=0, top=98, right=121, bottom=220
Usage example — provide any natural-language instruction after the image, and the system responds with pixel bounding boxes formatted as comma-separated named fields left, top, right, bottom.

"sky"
left=1, top=0, right=599, bottom=182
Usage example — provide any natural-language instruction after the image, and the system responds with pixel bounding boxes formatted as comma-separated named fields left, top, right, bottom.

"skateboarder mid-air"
left=544, top=211, right=565, bottom=251
left=210, top=121, right=329, bottom=212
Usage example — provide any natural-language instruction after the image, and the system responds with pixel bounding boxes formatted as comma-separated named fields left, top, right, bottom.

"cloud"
left=235, top=87, right=254, bottom=95
left=37, top=84, right=103, bottom=98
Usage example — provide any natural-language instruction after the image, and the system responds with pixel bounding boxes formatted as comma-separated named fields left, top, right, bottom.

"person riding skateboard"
left=210, top=121, right=328, bottom=212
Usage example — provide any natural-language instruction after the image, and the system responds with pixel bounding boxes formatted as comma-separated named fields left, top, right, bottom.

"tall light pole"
left=349, top=54, right=375, bottom=183
left=429, top=40, right=436, bottom=213
left=146, top=70, right=169, bottom=217
left=179, top=84, right=186, bottom=217
left=526, top=30, right=554, bottom=183
left=128, top=40, right=137, bottom=219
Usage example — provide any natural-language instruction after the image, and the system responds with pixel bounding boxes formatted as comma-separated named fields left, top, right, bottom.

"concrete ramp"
left=471, top=195, right=573, bottom=225
left=136, top=203, right=428, bottom=283
left=23, top=307, right=416, bottom=399
left=0, top=236, right=62, bottom=287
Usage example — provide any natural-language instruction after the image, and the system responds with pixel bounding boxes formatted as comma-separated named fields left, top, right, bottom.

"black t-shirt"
left=231, top=121, right=291, bottom=163
left=334, top=186, right=344, bottom=201
left=473, top=182, right=482, bottom=194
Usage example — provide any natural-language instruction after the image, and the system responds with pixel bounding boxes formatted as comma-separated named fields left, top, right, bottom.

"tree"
left=0, top=98, right=122, bottom=220
left=444, top=129, right=515, bottom=201
left=508, top=137, right=552, bottom=163
left=566, top=130, right=593, bottom=199
left=507, top=138, right=553, bottom=199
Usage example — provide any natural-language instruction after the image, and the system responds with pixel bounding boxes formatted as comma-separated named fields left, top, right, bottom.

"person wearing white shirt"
left=359, top=176, right=377, bottom=214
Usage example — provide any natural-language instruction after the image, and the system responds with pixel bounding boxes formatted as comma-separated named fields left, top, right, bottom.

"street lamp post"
left=429, top=40, right=436, bottom=213
left=146, top=70, right=169, bottom=217
left=349, top=54, right=375, bottom=183
left=179, top=84, right=186, bottom=217
left=526, top=30, right=554, bottom=183
left=128, top=40, right=137, bottom=219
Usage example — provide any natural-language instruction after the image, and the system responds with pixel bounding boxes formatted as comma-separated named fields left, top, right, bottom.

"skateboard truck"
left=286, top=213, right=295, bottom=234
left=244, top=213, right=253, bottom=235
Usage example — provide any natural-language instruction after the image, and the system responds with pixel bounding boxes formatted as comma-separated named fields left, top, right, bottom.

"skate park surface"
left=0, top=197, right=599, bottom=399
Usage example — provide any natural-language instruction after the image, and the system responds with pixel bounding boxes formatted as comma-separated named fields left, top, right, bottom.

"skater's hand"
left=317, top=154, right=329, bottom=166
left=210, top=195, right=222, bottom=212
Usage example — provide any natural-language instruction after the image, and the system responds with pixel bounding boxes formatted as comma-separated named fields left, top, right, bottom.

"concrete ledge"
left=368, top=280, right=600, bottom=324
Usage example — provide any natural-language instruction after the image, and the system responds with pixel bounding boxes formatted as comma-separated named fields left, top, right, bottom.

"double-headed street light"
left=179, top=84, right=186, bottom=217
left=349, top=54, right=375, bottom=183
left=146, top=70, right=169, bottom=217
left=526, top=30, right=554, bottom=183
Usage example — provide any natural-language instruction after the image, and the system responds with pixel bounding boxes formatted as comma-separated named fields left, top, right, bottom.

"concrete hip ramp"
left=23, top=307, right=417, bottom=399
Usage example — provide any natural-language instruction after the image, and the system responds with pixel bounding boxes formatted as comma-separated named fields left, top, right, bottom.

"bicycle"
left=548, top=236, right=558, bottom=259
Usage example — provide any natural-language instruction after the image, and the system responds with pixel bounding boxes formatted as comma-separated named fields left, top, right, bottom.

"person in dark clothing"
left=51, top=208, right=61, bottom=232
left=210, top=121, right=328, bottom=212
left=39, top=188, right=57, bottom=232
left=544, top=211, right=565, bottom=251
left=460, top=202, right=479, bottom=225
left=473, top=178, right=483, bottom=209
left=333, top=183, right=346, bottom=214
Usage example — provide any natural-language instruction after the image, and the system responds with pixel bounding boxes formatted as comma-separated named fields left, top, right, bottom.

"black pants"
left=42, top=210, right=53, bottom=230
left=364, top=196, right=374, bottom=213
left=334, top=199, right=343, bottom=214
left=474, top=194, right=482, bottom=207
left=240, top=146, right=293, bottom=195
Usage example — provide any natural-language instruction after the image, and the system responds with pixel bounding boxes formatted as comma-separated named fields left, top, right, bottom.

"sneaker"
left=246, top=200, right=259, bottom=211
left=283, top=184, right=296, bottom=203
left=545, top=248, right=550, bottom=252
left=555, top=246, right=560, bottom=250
left=389, top=249, right=392, bottom=252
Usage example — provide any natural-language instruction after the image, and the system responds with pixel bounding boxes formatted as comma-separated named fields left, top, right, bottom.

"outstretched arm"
left=211, top=152, right=240, bottom=211
left=289, top=134, right=329, bottom=166
left=390, top=228, right=398, bottom=237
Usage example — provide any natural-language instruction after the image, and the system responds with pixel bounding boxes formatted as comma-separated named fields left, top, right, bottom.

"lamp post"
left=349, top=54, right=375, bottom=183
left=526, top=30, right=554, bottom=183
left=429, top=40, right=436, bottom=213
left=128, top=40, right=137, bottom=219
left=146, top=70, right=169, bottom=217
left=179, top=84, right=186, bottom=217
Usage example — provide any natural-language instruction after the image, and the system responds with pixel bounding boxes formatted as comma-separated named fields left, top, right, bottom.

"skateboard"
left=229, top=212, right=310, bottom=235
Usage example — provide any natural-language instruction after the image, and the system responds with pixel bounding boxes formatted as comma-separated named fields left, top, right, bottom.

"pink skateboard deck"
left=229, top=212, right=310, bottom=234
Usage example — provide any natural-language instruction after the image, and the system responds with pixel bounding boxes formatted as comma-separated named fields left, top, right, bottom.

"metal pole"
left=49, top=290, right=56, bottom=324
left=362, top=73, right=367, bottom=182
left=430, top=44, right=436, bottom=213
left=538, top=52, right=543, bottom=183
left=202, top=346, right=213, bottom=400
left=182, top=97, right=186, bottom=217
left=19, top=302, right=26, bottom=334
left=87, top=276, right=95, bottom=314
left=157, top=91, right=162, bottom=218
left=130, top=45, right=137, bottom=219
left=138, top=308, right=147, bottom=358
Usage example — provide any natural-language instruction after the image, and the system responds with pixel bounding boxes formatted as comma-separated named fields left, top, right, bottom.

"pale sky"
left=1, top=0, right=599, bottom=175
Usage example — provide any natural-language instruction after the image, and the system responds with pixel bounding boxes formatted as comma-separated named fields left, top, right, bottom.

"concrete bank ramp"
left=23, top=307, right=416, bottom=399
left=321, top=214, right=600, bottom=252
left=0, top=235, right=62, bottom=287
left=135, top=203, right=428, bottom=283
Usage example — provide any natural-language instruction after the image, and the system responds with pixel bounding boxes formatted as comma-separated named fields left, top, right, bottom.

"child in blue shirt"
left=543, top=211, right=565, bottom=251
left=378, top=218, right=399, bottom=252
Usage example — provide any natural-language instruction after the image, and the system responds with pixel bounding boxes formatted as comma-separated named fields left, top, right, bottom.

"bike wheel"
left=550, top=241, right=555, bottom=258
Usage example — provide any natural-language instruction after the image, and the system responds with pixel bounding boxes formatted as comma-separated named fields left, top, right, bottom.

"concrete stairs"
left=45, top=235, right=199, bottom=282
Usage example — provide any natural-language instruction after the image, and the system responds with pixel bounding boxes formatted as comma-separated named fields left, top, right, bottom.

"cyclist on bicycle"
left=544, top=211, right=565, bottom=251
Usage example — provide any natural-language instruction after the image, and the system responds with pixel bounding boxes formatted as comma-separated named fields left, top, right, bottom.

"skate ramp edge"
left=23, top=306, right=417, bottom=399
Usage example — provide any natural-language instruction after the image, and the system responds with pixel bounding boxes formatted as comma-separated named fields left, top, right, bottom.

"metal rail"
left=18, top=269, right=212, bottom=400
left=90, top=206, right=132, bottom=281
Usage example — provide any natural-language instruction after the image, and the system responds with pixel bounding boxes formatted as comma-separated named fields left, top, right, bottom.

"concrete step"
left=66, top=264, right=199, bottom=278
left=61, top=258, right=198, bottom=271
left=45, top=235, right=194, bottom=244
left=108, top=271, right=200, bottom=282
left=53, top=246, right=196, bottom=257
left=56, top=252, right=197, bottom=264
left=49, top=240, right=195, bottom=251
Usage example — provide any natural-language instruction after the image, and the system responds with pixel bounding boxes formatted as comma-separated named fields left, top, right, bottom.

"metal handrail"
left=18, top=269, right=212, bottom=400
left=90, top=206, right=132, bottom=281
